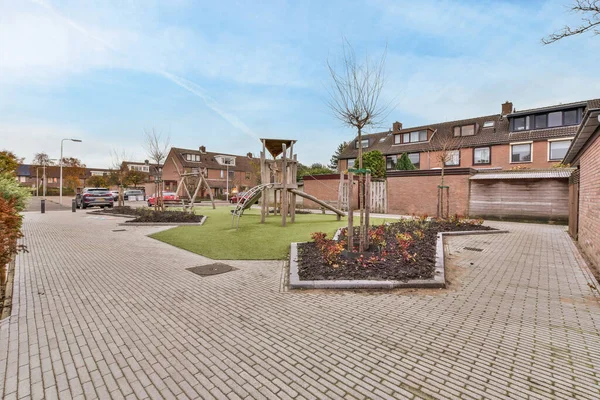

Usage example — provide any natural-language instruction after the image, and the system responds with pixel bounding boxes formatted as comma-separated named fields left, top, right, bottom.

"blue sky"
left=1, top=0, right=599, bottom=168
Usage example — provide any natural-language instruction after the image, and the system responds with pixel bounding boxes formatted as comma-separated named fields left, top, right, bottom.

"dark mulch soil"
left=91, top=206, right=203, bottom=223
left=298, top=220, right=494, bottom=282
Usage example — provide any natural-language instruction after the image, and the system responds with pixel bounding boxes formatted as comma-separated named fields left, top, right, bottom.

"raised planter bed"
left=289, top=219, right=508, bottom=289
left=89, top=206, right=205, bottom=226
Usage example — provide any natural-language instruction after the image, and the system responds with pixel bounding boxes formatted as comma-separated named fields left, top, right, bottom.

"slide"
left=287, top=189, right=345, bottom=217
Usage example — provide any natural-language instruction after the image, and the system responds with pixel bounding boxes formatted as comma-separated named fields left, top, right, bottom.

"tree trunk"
left=357, top=128, right=364, bottom=253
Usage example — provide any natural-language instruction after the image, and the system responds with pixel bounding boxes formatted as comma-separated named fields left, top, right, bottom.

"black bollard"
left=41, top=199, right=46, bottom=214
left=72, top=199, right=76, bottom=212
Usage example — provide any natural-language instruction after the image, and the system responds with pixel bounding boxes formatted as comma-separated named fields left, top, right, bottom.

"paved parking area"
left=1, top=211, right=599, bottom=399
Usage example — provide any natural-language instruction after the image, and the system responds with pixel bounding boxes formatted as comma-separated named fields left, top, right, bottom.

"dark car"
left=76, top=188, right=114, bottom=209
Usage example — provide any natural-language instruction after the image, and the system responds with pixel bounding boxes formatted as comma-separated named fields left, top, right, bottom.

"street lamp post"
left=60, top=138, right=82, bottom=205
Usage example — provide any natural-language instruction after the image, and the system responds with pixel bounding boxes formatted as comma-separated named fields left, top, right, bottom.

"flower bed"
left=297, top=217, right=494, bottom=281
left=92, top=206, right=204, bottom=223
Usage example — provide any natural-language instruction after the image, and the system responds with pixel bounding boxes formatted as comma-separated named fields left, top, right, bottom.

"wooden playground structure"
left=231, top=138, right=345, bottom=229
left=170, top=157, right=216, bottom=211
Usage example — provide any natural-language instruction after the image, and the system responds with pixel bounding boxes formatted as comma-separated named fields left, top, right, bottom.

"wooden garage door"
left=469, top=179, right=569, bottom=222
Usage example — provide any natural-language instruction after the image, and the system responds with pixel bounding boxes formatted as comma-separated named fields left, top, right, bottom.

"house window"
left=355, top=139, right=369, bottom=149
left=386, top=155, right=397, bottom=170
left=185, top=154, right=192, bottom=161
left=228, top=170, right=234, bottom=179
left=548, top=112, right=562, bottom=127
left=19, top=176, right=27, bottom=183
left=399, top=130, right=427, bottom=144
left=483, top=121, right=495, bottom=128
left=408, top=153, right=420, bottom=168
left=473, top=147, right=491, bottom=164
left=534, top=114, right=547, bottom=129
left=195, top=155, right=201, bottom=162
left=347, top=159, right=356, bottom=168
left=445, top=150, right=460, bottom=166
left=549, top=140, right=572, bottom=161
left=454, top=124, right=475, bottom=137
left=220, top=170, right=224, bottom=178
left=563, top=109, right=578, bottom=126
left=511, top=143, right=532, bottom=163
left=513, top=117, right=526, bottom=131
left=245, top=172, right=251, bottom=180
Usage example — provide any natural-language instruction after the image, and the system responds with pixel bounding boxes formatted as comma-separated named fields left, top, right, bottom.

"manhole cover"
left=187, top=263, right=234, bottom=276
left=464, top=247, right=484, bottom=252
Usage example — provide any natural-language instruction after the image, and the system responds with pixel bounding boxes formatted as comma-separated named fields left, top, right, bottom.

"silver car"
left=76, top=188, right=114, bottom=209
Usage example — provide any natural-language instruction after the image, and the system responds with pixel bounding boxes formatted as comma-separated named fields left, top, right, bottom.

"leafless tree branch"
left=143, top=128, right=171, bottom=166
left=542, top=0, right=600, bottom=44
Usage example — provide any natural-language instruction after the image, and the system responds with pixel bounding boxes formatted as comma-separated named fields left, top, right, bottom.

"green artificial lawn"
left=150, top=206, right=386, bottom=260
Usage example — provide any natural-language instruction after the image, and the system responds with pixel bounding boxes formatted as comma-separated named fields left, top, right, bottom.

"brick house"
left=563, top=105, right=600, bottom=271
left=16, top=165, right=112, bottom=192
left=338, top=99, right=598, bottom=172
left=162, top=146, right=259, bottom=198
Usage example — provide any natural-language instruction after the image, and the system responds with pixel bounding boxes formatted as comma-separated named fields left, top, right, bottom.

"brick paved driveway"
left=1, top=211, right=600, bottom=399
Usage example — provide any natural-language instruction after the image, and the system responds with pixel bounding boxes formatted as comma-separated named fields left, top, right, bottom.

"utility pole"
left=59, top=138, right=82, bottom=205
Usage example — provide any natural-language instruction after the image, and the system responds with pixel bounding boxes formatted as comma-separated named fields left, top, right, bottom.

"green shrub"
left=361, top=150, right=386, bottom=179
left=396, top=153, right=417, bottom=170
left=0, top=173, right=30, bottom=212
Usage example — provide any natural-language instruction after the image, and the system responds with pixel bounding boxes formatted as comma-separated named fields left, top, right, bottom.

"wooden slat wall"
left=469, top=179, right=569, bottom=222
left=370, top=181, right=387, bottom=214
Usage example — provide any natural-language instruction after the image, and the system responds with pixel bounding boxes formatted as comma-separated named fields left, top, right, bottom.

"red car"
left=229, top=192, right=248, bottom=204
left=147, top=192, right=179, bottom=206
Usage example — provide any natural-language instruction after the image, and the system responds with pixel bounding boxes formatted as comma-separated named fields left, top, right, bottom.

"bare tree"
left=327, top=40, right=390, bottom=252
left=143, top=128, right=170, bottom=210
left=542, top=0, right=600, bottom=44
left=109, top=149, right=129, bottom=207
left=429, top=132, right=463, bottom=219
left=32, top=152, right=54, bottom=166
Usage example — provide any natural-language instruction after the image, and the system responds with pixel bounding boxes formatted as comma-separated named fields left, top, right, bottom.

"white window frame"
left=355, top=139, right=369, bottom=149
left=444, top=150, right=460, bottom=166
left=509, top=141, right=533, bottom=163
left=547, top=138, right=574, bottom=162
left=347, top=158, right=356, bottom=168
left=473, top=147, right=491, bottom=165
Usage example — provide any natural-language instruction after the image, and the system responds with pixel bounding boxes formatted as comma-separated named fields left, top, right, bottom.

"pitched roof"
left=470, top=168, right=575, bottom=180
left=168, top=147, right=256, bottom=172
left=339, top=99, right=598, bottom=159
left=563, top=107, right=600, bottom=165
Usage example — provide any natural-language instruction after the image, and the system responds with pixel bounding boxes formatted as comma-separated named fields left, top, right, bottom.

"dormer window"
left=453, top=124, right=476, bottom=137
left=394, top=130, right=427, bottom=144
left=185, top=154, right=201, bottom=162
left=355, top=139, right=369, bottom=149
left=510, top=107, right=583, bottom=132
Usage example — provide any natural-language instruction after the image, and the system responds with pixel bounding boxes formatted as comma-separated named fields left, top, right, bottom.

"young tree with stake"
left=327, top=40, right=390, bottom=252
left=143, top=129, right=170, bottom=211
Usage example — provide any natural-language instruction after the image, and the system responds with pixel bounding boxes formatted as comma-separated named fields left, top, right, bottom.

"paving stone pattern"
left=1, top=212, right=600, bottom=399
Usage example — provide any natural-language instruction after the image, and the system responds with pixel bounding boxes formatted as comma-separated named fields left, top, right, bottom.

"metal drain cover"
left=464, top=247, right=484, bottom=252
left=187, top=263, right=234, bottom=276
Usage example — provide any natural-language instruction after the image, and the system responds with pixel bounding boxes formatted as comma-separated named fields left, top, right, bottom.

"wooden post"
left=290, top=154, right=297, bottom=223
left=281, top=143, right=288, bottom=227
left=338, top=170, right=344, bottom=211
left=347, top=172, right=354, bottom=252
left=365, top=173, right=371, bottom=249
left=202, top=175, right=216, bottom=209
left=260, top=147, right=266, bottom=223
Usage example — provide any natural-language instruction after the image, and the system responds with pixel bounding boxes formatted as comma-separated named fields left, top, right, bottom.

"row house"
left=162, top=146, right=259, bottom=198
left=16, top=165, right=112, bottom=190
left=337, top=99, right=599, bottom=173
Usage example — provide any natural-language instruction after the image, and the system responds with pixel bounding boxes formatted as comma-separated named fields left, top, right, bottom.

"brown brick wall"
left=302, top=176, right=359, bottom=210
left=341, top=139, right=571, bottom=172
left=578, top=136, right=600, bottom=269
left=387, top=173, right=471, bottom=216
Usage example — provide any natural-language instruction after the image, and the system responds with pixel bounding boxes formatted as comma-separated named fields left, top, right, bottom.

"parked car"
left=124, top=189, right=144, bottom=201
left=229, top=192, right=247, bottom=204
left=147, top=192, right=179, bottom=206
left=110, top=190, right=119, bottom=200
left=76, top=188, right=114, bottom=209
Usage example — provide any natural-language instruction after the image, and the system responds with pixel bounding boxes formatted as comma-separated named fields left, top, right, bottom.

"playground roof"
left=261, top=138, right=297, bottom=158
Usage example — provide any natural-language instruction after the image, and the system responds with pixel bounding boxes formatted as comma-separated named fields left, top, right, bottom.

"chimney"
left=502, top=101, right=513, bottom=116
left=246, top=152, right=253, bottom=159
left=392, top=121, right=403, bottom=132
left=199, top=146, right=206, bottom=153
